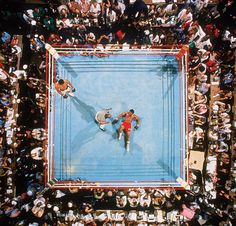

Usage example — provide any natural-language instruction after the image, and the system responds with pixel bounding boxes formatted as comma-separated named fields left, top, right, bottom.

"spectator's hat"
left=107, top=190, right=113, bottom=197
left=31, top=20, right=37, bottom=26
left=144, top=30, right=150, bottom=35
left=53, top=206, right=59, bottom=212
left=68, top=210, right=74, bottom=216
left=119, top=191, right=125, bottom=196
left=129, top=190, right=137, bottom=197
left=55, top=190, right=66, bottom=198
left=23, top=64, right=28, bottom=70
left=27, top=190, right=33, bottom=196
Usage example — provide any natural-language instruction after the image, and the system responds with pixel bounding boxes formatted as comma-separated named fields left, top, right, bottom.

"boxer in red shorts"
left=112, top=109, right=141, bottom=151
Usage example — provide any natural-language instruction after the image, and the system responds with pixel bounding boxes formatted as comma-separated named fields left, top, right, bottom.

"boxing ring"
left=45, top=45, right=189, bottom=188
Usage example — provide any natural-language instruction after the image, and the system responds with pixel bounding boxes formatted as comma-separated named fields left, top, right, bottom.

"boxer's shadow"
left=71, top=96, right=96, bottom=122
left=110, top=124, right=119, bottom=140
left=156, top=159, right=177, bottom=179
left=72, top=123, right=98, bottom=151
left=122, top=134, right=144, bottom=156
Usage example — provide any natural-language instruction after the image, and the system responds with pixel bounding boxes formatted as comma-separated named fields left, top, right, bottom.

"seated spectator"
left=152, top=190, right=166, bottom=209
left=116, top=191, right=127, bottom=208
left=95, top=211, right=111, bottom=224
left=195, top=126, right=205, bottom=143
left=139, top=190, right=151, bottom=208
left=32, top=196, right=46, bottom=218
left=90, top=0, right=101, bottom=19
left=213, top=90, right=233, bottom=101
left=219, top=125, right=232, bottom=134
left=0, top=93, right=11, bottom=107
left=179, top=204, right=195, bottom=221
left=48, top=33, right=62, bottom=45
left=31, top=147, right=44, bottom=160
left=115, top=29, right=126, bottom=43
left=195, top=65, right=208, bottom=83
left=149, top=31, right=162, bottom=45
left=112, top=211, right=125, bottom=225
left=193, top=103, right=208, bottom=115
left=127, top=210, right=137, bottom=225
left=57, top=4, right=70, bottom=18
left=22, top=9, right=35, bottom=24
left=79, top=0, right=90, bottom=17
left=27, top=77, right=46, bottom=92
left=194, top=0, right=209, bottom=12
left=215, top=141, right=229, bottom=153
left=76, top=26, right=87, bottom=44
left=104, top=189, right=115, bottom=204
left=0, top=68, right=9, bottom=82
left=196, top=81, right=210, bottom=94
left=86, top=32, right=96, bottom=44
left=112, top=0, right=126, bottom=16
left=68, top=0, right=81, bottom=14
left=94, top=189, right=105, bottom=200
left=31, top=128, right=47, bottom=141
left=155, top=5, right=168, bottom=26
left=82, top=212, right=96, bottom=225
left=126, top=0, right=148, bottom=19
left=10, top=35, right=19, bottom=47
left=106, top=7, right=117, bottom=24
left=65, top=210, right=77, bottom=224
left=198, top=49, right=210, bottom=63
left=192, top=113, right=206, bottom=125
left=194, top=90, right=207, bottom=104
left=43, top=15, right=55, bottom=32
left=97, top=33, right=111, bottom=44
left=30, top=36, right=44, bottom=53
left=4, top=205, right=21, bottom=218
left=177, top=7, right=192, bottom=27
left=221, top=70, right=234, bottom=88
left=82, top=202, right=94, bottom=214
left=127, top=190, right=140, bottom=207
left=165, top=2, right=178, bottom=17
left=33, top=7, right=45, bottom=22
left=208, top=129, right=218, bottom=141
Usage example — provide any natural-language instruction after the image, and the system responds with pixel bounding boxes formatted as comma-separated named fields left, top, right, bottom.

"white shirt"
left=165, top=3, right=174, bottom=13
left=90, top=3, right=101, bottom=16
left=13, top=70, right=27, bottom=79
left=139, top=194, right=151, bottom=207
left=0, top=69, right=7, bottom=81
left=31, top=147, right=43, bottom=160
left=178, top=9, right=193, bottom=23
left=106, top=9, right=116, bottom=22
left=114, top=2, right=126, bottom=14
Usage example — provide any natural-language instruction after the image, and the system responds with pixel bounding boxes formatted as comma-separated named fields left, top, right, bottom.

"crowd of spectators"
left=0, top=0, right=236, bottom=225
